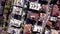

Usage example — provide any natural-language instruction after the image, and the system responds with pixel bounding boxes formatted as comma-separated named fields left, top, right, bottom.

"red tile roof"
left=40, top=13, right=46, bottom=19
left=47, top=21, right=52, bottom=26
left=24, top=24, right=32, bottom=34
left=52, top=4, right=58, bottom=16
left=57, top=19, right=60, bottom=28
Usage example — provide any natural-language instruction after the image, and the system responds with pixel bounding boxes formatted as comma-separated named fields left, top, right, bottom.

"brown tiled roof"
left=52, top=4, right=58, bottom=16
left=57, top=19, right=60, bottom=28
left=51, top=29, right=58, bottom=34
left=40, top=13, right=46, bottom=19
left=24, top=24, right=32, bottom=34
left=47, top=21, right=52, bottom=26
